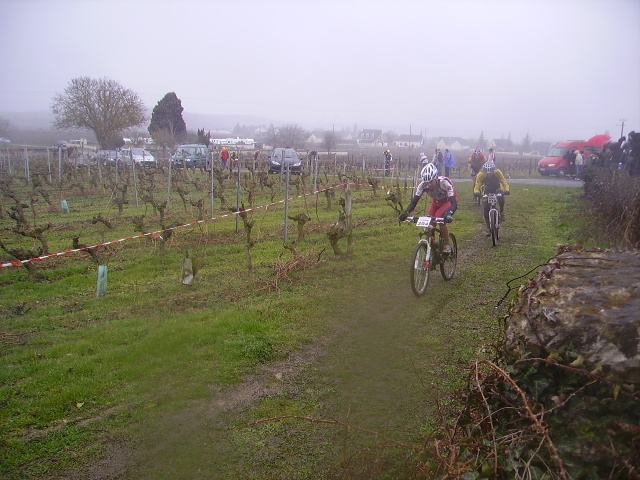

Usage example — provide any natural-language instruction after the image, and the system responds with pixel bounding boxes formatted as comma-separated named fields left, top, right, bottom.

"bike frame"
left=415, top=217, right=443, bottom=266
left=404, top=216, right=457, bottom=296
left=483, top=193, right=503, bottom=246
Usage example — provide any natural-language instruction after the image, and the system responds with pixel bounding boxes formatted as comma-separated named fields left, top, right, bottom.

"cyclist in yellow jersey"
left=473, top=161, right=510, bottom=235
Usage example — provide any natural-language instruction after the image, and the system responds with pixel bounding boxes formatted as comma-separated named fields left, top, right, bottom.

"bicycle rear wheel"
left=410, top=241, right=431, bottom=296
left=440, top=233, right=457, bottom=280
left=489, top=208, right=499, bottom=246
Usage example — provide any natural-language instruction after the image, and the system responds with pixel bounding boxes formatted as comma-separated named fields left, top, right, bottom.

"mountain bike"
left=404, top=216, right=458, bottom=297
left=483, top=193, right=503, bottom=246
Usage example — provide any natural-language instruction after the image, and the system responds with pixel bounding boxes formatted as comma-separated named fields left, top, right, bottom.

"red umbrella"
left=586, top=134, right=612, bottom=147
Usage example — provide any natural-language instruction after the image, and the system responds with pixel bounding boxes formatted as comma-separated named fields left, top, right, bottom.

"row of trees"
left=50, top=78, right=332, bottom=153
left=51, top=78, right=193, bottom=151
left=49, top=77, right=535, bottom=154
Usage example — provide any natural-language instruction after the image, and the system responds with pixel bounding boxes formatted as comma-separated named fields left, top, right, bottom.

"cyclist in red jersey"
left=468, top=148, right=487, bottom=187
left=399, top=163, right=457, bottom=253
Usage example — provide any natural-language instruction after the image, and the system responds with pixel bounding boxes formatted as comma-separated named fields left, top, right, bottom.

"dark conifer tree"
left=148, top=92, right=187, bottom=145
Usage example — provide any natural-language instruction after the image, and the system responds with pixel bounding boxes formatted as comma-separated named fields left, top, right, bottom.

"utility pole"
left=618, top=119, right=627, bottom=138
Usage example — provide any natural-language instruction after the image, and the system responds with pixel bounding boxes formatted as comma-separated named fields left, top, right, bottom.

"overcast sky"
left=1, top=0, right=639, bottom=142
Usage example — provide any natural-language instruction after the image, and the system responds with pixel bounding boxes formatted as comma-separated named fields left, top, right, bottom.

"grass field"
left=0, top=160, right=589, bottom=478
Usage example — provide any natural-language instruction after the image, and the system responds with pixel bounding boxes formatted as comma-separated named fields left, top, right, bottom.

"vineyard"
left=1, top=151, right=582, bottom=480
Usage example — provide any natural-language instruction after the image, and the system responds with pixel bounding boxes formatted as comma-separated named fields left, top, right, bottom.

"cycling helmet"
left=474, top=148, right=481, bottom=155
left=421, top=163, right=439, bottom=182
left=482, top=161, right=496, bottom=173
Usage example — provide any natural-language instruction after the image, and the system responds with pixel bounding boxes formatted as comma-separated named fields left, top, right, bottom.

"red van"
left=537, top=135, right=611, bottom=177
left=537, top=141, right=586, bottom=177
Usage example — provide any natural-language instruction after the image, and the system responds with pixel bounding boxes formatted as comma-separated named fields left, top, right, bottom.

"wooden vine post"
left=288, top=213, right=311, bottom=240
left=326, top=185, right=353, bottom=256
left=344, top=184, right=353, bottom=255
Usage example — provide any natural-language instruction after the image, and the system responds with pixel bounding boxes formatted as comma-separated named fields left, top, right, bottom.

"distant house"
left=393, top=134, right=424, bottom=148
left=491, top=138, right=515, bottom=152
left=306, top=130, right=325, bottom=145
left=531, top=141, right=553, bottom=155
left=436, top=137, right=466, bottom=151
left=337, top=138, right=358, bottom=148
left=357, top=129, right=386, bottom=147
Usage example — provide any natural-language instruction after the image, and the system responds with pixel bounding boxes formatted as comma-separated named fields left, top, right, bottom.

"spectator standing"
left=563, top=148, right=577, bottom=174
left=432, top=148, right=444, bottom=173
left=627, top=131, right=640, bottom=176
left=384, top=150, right=393, bottom=177
left=574, top=150, right=584, bottom=178
left=487, top=147, right=496, bottom=163
left=599, top=143, right=613, bottom=170
left=443, top=149, right=456, bottom=177
left=220, top=147, right=230, bottom=170
left=420, top=152, right=429, bottom=165
left=612, top=137, right=625, bottom=170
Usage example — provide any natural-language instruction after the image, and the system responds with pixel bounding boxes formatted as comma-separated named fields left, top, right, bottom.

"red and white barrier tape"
left=1, top=183, right=347, bottom=269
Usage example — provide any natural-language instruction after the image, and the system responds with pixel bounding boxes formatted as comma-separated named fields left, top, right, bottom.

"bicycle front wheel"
left=489, top=208, right=499, bottom=246
left=440, top=233, right=457, bottom=280
left=410, top=241, right=431, bottom=296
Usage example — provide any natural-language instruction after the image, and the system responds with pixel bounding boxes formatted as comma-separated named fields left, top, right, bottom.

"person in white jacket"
left=575, top=150, right=584, bottom=178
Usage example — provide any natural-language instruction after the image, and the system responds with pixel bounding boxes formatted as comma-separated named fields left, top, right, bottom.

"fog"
left=1, top=0, right=639, bottom=142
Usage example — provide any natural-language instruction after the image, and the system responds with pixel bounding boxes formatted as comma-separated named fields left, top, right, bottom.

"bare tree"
left=262, top=124, right=279, bottom=148
left=0, top=116, right=12, bottom=138
left=477, top=131, right=487, bottom=150
left=278, top=124, right=309, bottom=150
left=52, top=77, right=147, bottom=149
left=261, top=123, right=308, bottom=150
left=126, top=130, right=149, bottom=147
left=385, top=130, right=398, bottom=145
left=323, top=131, right=338, bottom=154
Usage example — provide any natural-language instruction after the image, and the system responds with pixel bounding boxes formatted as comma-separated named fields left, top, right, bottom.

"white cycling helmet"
left=421, top=163, right=439, bottom=182
left=483, top=161, right=496, bottom=173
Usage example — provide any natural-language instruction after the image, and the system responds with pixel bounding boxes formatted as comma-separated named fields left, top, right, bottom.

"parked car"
left=268, top=148, right=302, bottom=174
left=0, top=137, right=10, bottom=144
left=171, top=144, right=210, bottom=169
left=120, top=148, right=156, bottom=166
left=96, top=150, right=119, bottom=165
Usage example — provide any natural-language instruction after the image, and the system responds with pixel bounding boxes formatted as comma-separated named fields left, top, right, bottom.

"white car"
left=120, top=148, right=156, bottom=166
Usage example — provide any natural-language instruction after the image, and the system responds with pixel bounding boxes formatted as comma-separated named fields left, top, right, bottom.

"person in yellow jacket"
left=473, top=161, right=510, bottom=234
